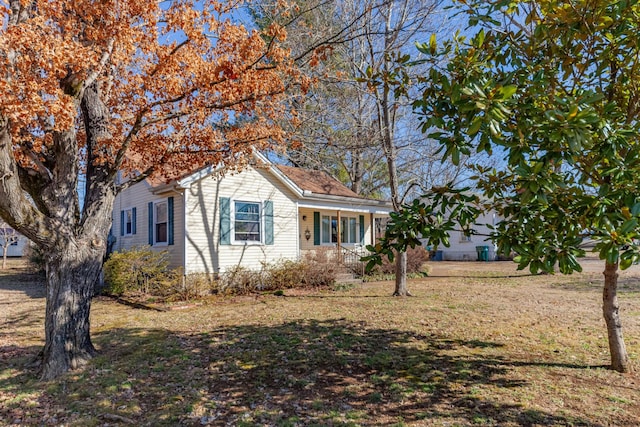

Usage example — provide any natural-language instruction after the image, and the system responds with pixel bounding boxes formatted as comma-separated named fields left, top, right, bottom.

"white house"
left=111, top=152, right=393, bottom=275
left=0, top=227, right=27, bottom=257
left=435, top=209, right=499, bottom=261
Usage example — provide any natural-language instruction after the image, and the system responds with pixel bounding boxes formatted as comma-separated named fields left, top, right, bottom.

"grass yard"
left=1, top=258, right=639, bottom=426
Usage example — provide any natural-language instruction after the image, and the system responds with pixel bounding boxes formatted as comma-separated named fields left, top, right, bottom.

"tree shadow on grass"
left=0, top=273, right=45, bottom=299
left=0, top=321, right=608, bottom=426
left=549, top=274, right=640, bottom=293
left=13, top=320, right=593, bottom=426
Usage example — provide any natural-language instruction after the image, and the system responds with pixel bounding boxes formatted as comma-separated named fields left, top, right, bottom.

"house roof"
left=276, top=165, right=362, bottom=199
left=149, top=151, right=393, bottom=212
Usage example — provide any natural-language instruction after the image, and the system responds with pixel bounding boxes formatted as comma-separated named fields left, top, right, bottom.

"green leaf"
left=452, top=147, right=460, bottom=165
left=476, top=28, right=485, bottom=48
left=497, top=85, right=517, bottom=99
left=620, top=219, right=637, bottom=235
left=469, top=117, right=482, bottom=136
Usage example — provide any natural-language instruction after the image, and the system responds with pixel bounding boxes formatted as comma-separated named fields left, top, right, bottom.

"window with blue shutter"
left=149, top=199, right=171, bottom=245
left=221, top=198, right=273, bottom=245
left=121, top=207, right=137, bottom=236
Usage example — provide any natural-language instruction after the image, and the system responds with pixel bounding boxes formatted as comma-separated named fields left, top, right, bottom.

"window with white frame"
left=234, top=201, right=261, bottom=242
left=321, top=215, right=358, bottom=244
left=341, top=217, right=358, bottom=244
left=154, top=201, right=168, bottom=244
left=321, top=215, right=337, bottom=244
left=123, top=208, right=134, bottom=236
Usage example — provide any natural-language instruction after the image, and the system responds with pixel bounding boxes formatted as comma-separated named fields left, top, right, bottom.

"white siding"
left=185, top=166, right=299, bottom=274
left=112, top=181, right=185, bottom=269
left=438, top=210, right=497, bottom=261
left=2, top=233, right=27, bottom=257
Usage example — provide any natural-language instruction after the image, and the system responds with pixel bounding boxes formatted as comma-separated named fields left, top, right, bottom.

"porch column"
left=336, top=210, right=342, bottom=262
left=370, top=213, right=374, bottom=245
left=336, top=210, right=341, bottom=250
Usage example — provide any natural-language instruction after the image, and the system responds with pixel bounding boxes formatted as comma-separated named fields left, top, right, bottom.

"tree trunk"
left=602, top=262, right=630, bottom=373
left=40, top=238, right=106, bottom=380
left=393, top=250, right=410, bottom=296
left=1, top=246, right=6, bottom=269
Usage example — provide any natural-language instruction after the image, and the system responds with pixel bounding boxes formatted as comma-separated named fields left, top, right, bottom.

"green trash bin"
left=475, top=246, right=489, bottom=262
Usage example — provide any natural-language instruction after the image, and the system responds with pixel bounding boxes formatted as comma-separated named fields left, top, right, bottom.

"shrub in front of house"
left=103, top=246, right=178, bottom=296
left=261, top=259, right=307, bottom=290
left=216, top=266, right=260, bottom=295
left=104, top=247, right=339, bottom=299
left=215, top=254, right=337, bottom=294
left=369, top=246, right=429, bottom=276
left=300, top=248, right=337, bottom=287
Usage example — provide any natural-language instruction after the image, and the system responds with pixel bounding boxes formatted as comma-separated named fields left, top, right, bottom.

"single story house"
left=111, top=152, right=393, bottom=275
left=434, top=209, right=499, bottom=261
left=0, top=227, right=27, bottom=257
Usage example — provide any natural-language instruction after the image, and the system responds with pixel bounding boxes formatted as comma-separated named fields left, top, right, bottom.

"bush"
left=371, top=246, right=429, bottom=275
left=215, top=253, right=337, bottom=295
left=217, top=266, right=259, bottom=295
left=103, top=246, right=177, bottom=296
left=300, top=248, right=337, bottom=287
left=262, top=259, right=307, bottom=290
left=23, top=242, right=46, bottom=275
left=103, top=247, right=342, bottom=298
left=178, top=272, right=215, bottom=300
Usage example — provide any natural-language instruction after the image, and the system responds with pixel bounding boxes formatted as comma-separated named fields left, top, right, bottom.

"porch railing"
left=337, top=244, right=370, bottom=277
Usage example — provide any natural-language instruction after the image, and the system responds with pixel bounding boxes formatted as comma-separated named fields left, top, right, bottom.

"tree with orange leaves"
left=0, top=0, right=300, bottom=379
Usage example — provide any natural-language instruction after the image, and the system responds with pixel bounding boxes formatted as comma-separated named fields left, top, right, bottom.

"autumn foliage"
left=1, top=0, right=300, bottom=183
left=0, top=0, right=302, bottom=380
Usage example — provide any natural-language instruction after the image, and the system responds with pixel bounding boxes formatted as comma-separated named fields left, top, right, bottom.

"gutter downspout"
left=295, top=201, right=300, bottom=260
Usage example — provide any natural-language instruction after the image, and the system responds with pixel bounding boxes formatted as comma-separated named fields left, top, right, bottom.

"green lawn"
left=1, top=258, right=639, bottom=426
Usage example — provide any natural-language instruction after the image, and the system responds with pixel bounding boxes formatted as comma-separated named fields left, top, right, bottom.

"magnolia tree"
left=0, top=0, right=301, bottom=379
left=374, top=0, right=640, bottom=372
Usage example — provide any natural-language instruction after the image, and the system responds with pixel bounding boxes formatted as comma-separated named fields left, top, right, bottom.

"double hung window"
left=120, top=207, right=136, bottom=237
left=154, top=201, right=168, bottom=244
left=234, top=201, right=261, bottom=242
left=124, top=209, right=134, bottom=236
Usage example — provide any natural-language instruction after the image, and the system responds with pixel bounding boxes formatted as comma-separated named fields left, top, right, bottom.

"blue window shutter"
left=220, top=197, right=230, bottom=245
left=120, top=210, right=125, bottom=236
left=168, top=197, right=174, bottom=245
left=132, top=207, right=137, bottom=235
left=148, top=202, right=154, bottom=245
left=313, top=212, right=320, bottom=245
left=264, top=200, right=274, bottom=245
left=359, top=215, right=365, bottom=244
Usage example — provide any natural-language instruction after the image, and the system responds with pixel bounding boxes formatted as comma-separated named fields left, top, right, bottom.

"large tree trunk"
left=40, top=240, right=104, bottom=380
left=602, top=262, right=630, bottom=373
